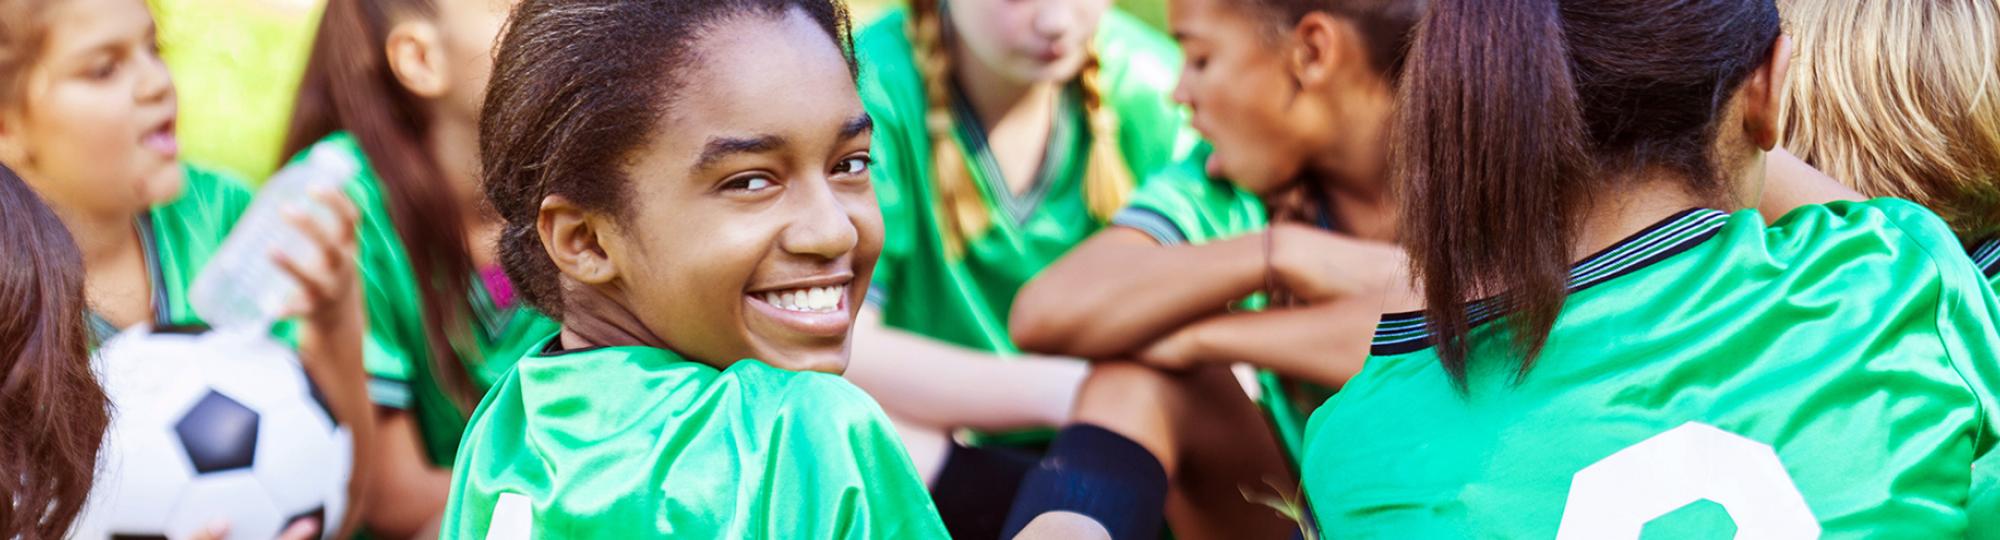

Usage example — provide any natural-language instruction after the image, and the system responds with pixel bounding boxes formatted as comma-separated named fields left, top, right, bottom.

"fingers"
left=271, top=189, right=361, bottom=318
left=191, top=520, right=229, bottom=540
left=277, top=518, right=321, bottom=540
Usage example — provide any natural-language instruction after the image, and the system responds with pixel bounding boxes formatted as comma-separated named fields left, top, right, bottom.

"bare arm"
left=1135, top=295, right=1388, bottom=389
left=360, top=410, right=453, bottom=539
left=1758, top=147, right=1863, bottom=223
left=1009, top=227, right=1268, bottom=358
left=846, top=307, right=1087, bottom=434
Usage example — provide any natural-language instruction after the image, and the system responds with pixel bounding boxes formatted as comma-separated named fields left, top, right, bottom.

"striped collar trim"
left=1971, top=237, right=2000, bottom=279
left=1370, top=208, right=1730, bottom=356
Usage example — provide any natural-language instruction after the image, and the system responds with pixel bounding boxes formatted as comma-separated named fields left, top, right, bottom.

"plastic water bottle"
left=189, top=143, right=358, bottom=331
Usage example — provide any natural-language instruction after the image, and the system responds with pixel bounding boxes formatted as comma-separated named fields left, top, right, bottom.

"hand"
left=1136, top=325, right=1204, bottom=371
left=272, top=188, right=362, bottom=328
left=191, top=518, right=319, bottom=540
left=1268, top=224, right=1407, bottom=304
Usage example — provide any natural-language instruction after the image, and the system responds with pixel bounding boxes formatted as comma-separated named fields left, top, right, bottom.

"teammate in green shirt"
left=1750, top=2, right=2000, bottom=533
left=281, top=0, right=558, bottom=535
left=1303, top=0, right=2000, bottom=537
left=440, top=1, right=948, bottom=537
left=846, top=1, right=1299, bottom=535
left=1014, top=0, right=1421, bottom=468
left=0, top=0, right=374, bottom=536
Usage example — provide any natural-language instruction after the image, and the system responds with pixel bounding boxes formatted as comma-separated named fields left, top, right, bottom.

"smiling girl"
left=439, top=0, right=948, bottom=536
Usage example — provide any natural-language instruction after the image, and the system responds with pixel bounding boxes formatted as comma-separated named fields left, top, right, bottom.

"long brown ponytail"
left=1395, top=0, right=1780, bottom=387
left=906, top=0, right=1132, bottom=255
left=0, top=164, right=106, bottom=540
left=283, top=0, right=482, bottom=410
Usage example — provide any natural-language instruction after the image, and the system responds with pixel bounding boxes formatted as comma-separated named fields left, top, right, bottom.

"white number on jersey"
left=1555, top=422, right=1820, bottom=539
left=487, top=493, right=534, bottom=540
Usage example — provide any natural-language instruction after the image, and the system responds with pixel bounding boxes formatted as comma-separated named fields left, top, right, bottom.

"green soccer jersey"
left=87, top=163, right=254, bottom=337
left=296, top=133, right=560, bottom=468
left=1302, top=200, right=2000, bottom=537
left=442, top=339, right=950, bottom=539
left=857, top=7, right=1200, bottom=354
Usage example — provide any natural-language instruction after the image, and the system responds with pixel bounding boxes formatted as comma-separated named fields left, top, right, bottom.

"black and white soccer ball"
left=73, top=325, right=353, bottom=540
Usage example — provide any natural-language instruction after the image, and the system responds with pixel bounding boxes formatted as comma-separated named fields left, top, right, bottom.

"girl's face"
left=1168, top=0, right=1318, bottom=195
left=0, top=0, right=181, bottom=220
left=602, top=10, right=880, bottom=374
left=949, top=0, right=1113, bottom=85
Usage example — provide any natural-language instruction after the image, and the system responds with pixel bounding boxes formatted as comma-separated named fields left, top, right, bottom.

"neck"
left=59, top=204, right=142, bottom=271
left=952, top=47, right=1059, bottom=129
left=557, top=283, right=667, bottom=351
left=426, top=114, right=503, bottom=262
left=1572, top=171, right=1713, bottom=261
left=1320, top=183, right=1398, bottom=243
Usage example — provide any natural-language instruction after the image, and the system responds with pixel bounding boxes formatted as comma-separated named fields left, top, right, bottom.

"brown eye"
left=833, top=155, right=872, bottom=177
left=723, top=175, right=777, bottom=192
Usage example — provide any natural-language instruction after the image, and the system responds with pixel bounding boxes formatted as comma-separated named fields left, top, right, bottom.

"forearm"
left=297, top=309, right=375, bottom=538
left=1758, top=147, right=1863, bottom=223
left=1010, top=228, right=1267, bottom=358
left=847, top=309, right=1086, bottom=433
left=1165, top=298, right=1384, bottom=389
left=363, top=410, right=453, bottom=539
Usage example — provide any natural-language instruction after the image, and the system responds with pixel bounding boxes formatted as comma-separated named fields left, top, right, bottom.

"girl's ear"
left=1286, top=12, right=1362, bottom=92
left=386, top=19, right=451, bottom=99
left=1742, top=34, right=1795, bottom=151
left=538, top=195, right=620, bottom=285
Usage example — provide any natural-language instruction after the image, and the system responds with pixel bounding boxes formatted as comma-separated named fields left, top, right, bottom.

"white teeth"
left=757, top=285, right=845, bottom=313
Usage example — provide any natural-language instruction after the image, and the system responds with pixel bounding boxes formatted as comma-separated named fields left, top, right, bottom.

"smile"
left=757, top=285, right=847, bottom=314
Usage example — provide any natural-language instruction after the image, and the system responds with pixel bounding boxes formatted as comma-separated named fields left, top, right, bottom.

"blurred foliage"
left=149, top=0, right=322, bottom=184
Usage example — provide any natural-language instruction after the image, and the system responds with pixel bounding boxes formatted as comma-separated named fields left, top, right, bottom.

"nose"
left=1171, top=68, right=1195, bottom=108
left=1030, top=1, right=1077, bottom=41
left=780, top=175, right=860, bottom=260
left=134, top=47, right=174, bottom=105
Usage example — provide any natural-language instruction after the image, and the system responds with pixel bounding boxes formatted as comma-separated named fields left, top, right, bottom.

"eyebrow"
left=694, top=134, right=786, bottom=172
left=839, top=114, right=874, bottom=140
left=691, top=114, right=875, bottom=172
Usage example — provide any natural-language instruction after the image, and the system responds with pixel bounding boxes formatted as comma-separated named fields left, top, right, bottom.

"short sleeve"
left=1112, top=152, right=1266, bottom=246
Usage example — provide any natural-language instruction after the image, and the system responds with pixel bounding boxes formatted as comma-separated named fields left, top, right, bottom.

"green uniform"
left=87, top=163, right=254, bottom=338
left=1303, top=200, right=2000, bottom=537
left=858, top=8, right=1200, bottom=354
left=299, top=133, right=560, bottom=467
left=442, top=339, right=950, bottom=539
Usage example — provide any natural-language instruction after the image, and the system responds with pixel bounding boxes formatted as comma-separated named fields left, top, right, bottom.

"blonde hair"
left=1780, top=0, right=2000, bottom=238
left=907, top=0, right=1134, bottom=255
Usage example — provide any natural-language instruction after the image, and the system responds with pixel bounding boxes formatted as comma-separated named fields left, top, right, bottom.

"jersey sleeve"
left=755, top=374, right=949, bottom=539
left=1865, top=199, right=2000, bottom=455
left=1111, top=153, right=1266, bottom=246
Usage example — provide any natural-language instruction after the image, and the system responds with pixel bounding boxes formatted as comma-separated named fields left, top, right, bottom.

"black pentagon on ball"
left=174, top=390, right=260, bottom=474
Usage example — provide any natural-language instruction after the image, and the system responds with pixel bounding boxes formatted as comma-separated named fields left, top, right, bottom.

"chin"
left=759, top=346, right=851, bottom=375
left=141, top=163, right=187, bottom=206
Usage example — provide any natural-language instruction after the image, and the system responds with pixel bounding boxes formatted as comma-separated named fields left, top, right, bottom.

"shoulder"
left=1092, top=9, right=1182, bottom=97
left=721, top=361, right=894, bottom=428
left=1760, top=199, right=1974, bottom=285
left=1117, top=149, right=1266, bottom=245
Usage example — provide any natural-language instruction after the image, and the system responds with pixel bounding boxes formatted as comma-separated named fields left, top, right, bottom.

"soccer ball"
left=73, top=325, right=352, bottom=540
